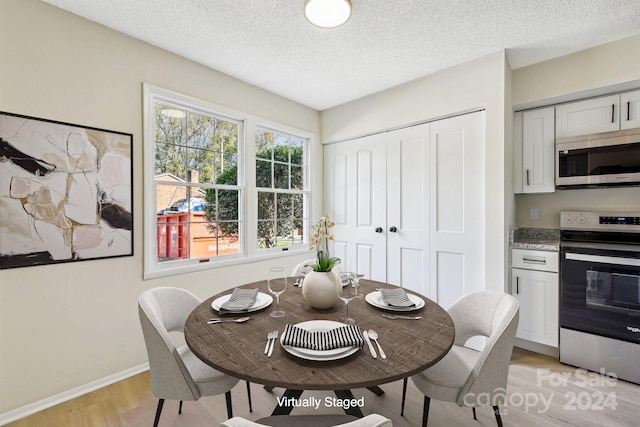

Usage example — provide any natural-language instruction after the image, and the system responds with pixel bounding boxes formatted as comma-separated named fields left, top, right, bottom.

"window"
left=256, top=129, right=308, bottom=251
left=143, top=85, right=311, bottom=279
left=153, top=102, right=242, bottom=263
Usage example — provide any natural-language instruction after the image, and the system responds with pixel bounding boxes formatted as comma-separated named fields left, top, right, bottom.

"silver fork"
left=268, top=330, right=278, bottom=357
left=264, top=331, right=274, bottom=354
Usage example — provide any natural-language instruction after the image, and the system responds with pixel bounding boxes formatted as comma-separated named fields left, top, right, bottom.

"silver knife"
left=382, top=314, right=422, bottom=320
left=362, top=330, right=377, bottom=359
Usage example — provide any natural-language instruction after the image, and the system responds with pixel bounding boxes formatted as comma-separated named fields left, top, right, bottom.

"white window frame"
left=143, top=84, right=313, bottom=279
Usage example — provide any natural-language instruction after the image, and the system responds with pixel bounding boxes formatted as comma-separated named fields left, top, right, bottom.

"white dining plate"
left=280, top=320, right=359, bottom=361
left=210, top=292, right=273, bottom=313
left=365, top=290, right=425, bottom=312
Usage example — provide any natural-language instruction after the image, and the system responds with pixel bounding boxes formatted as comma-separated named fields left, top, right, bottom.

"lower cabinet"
left=511, top=249, right=558, bottom=347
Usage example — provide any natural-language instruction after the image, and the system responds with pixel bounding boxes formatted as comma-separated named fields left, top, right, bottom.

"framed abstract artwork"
left=0, top=111, right=133, bottom=269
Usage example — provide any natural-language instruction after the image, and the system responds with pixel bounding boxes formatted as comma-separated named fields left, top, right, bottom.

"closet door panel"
left=429, top=112, right=485, bottom=305
left=324, top=134, right=387, bottom=281
left=386, top=124, right=430, bottom=293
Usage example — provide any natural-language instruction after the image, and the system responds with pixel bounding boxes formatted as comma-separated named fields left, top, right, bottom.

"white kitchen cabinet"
left=555, top=95, right=619, bottom=138
left=621, top=90, right=640, bottom=130
left=556, top=90, right=640, bottom=138
left=511, top=248, right=558, bottom=347
left=325, top=111, right=485, bottom=304
left=517, top=107, right=555, bottom=193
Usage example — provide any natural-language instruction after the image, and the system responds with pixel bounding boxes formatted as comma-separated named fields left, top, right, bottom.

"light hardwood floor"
left=7, top=348, right=640, bottom=427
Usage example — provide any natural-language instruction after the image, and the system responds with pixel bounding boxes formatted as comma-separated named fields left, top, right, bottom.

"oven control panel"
left=600, top=216, right=640, bottom=225
left=561, top=211, right=640, bottom=232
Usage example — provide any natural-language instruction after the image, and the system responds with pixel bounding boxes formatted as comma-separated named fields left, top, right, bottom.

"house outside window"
left=143, top=84, right=311, bottom=279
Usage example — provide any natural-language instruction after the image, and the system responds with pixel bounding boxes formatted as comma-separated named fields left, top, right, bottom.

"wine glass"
left=350, top=258, right=365, bottom=298
left=338, top=272, right=358, bottom=325
left=267, top=267, right=287, bottom=318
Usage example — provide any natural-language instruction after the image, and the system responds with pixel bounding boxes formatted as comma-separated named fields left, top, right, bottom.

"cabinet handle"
left=516, top=277, right=519, bottom=294
left=522, top=256, right=546, bottom=264
left=389, top=226, right=397, bottom=233
left=628, top=101, right=631, bottom=121
left=526, top=169, right=530, bottom=186
left=375, top=227, right=383, bottom=233
left=612, top=104, right=615, bottom=123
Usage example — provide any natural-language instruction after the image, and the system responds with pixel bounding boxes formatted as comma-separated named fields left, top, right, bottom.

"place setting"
left=263, top=271, right=388, bottom=361
left=365, top=286, right=425, bottom=313
left=208, top=276, right=274, bottom=324
left=277, top=320, right=365, bottom=361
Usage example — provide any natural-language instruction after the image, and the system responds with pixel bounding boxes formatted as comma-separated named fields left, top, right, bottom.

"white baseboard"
left=0, top=363, right=149, bottom=426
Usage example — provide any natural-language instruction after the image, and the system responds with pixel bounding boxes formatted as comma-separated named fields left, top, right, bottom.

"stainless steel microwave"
left=556, top=128, right=640, bottom=188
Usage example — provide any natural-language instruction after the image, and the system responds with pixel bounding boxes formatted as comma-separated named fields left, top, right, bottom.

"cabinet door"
left=386, top=124, right=430, bottom=294
left=555, top=95, right=619, bottom=138
left=621, top=90, right=640, bottom=130
left=522, top=107, right=555, bottom=193
left=512, top=268, right=558, bottom=347
left=324, top=134, right=387, bottom=282
left=513, top=112, right=523, bottom=193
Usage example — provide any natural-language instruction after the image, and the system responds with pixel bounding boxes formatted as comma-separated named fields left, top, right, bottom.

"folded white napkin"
left=281, top=324, right=364, bottom=351
left=219, top=288, right=259, bottom=314
left=380, top=288, right=415, bottom=307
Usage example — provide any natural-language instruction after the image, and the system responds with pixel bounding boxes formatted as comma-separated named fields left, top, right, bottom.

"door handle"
left=389, top=226, right=397, bottom=233
left=375, top=227, right=383, bottom=233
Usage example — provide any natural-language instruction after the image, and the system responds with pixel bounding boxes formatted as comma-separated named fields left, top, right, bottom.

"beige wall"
left=512, top=35, right=640, bottom=228
left=0, top=0, right=320, bottom=418
left=512, top=34, right=640, bottom=107
left=321, top=52, right=513, bottom=297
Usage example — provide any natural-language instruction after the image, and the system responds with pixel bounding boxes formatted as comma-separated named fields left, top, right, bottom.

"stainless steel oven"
left=560, top=211, right=640, bottom=384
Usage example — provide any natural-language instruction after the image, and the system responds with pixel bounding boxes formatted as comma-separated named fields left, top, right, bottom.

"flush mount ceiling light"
left=304, top=0, right=352, bottom=29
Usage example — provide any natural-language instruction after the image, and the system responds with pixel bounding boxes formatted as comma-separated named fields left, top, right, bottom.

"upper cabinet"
left=556, top=90, right=640, bottom=138
left=621, top=90, right=640, bottom=129
left=513, top=107, right=555, bottom=194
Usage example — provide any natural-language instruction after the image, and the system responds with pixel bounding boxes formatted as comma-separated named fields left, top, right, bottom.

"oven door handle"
left=566, top=252, right=640, bottom=267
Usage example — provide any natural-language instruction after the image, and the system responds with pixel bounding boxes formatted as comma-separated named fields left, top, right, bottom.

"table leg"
left=271, top=389, right=304, bottom=415
left=366, top=386, right=385, bottom=396
left=333, top=390, right=364, bottom=418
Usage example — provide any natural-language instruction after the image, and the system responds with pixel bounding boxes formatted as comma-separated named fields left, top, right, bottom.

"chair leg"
left=178, top=400, right=183, bottom=414
left=153, top=399, right=164, bottom=427
left=493, top=406, right=503, bottom=427
left=422, top=396, right=430, bottom=427
left=246, top=381, right=253, bottom=412
left=225, top=390, right=233, bottom=419
left=472, top=407, right=477, bottom=420
left=401, top=378, right=408, bottom=416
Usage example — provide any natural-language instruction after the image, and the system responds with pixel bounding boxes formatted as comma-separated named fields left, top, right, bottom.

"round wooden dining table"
left=185, top=278, right=455, bottom=417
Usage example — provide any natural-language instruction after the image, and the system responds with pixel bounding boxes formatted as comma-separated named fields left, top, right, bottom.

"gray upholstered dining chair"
left=400, top=290, right=519, bottom=427
left=220, top=413, right=392, bottom=427
left=138, top=286, right=252, bottom=427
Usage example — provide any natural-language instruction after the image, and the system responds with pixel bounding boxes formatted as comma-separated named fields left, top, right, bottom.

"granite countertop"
left=509, top=228, right=560, bottom=251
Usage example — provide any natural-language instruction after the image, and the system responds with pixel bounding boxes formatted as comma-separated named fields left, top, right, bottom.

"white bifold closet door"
left=324, top=111, right=485, bottom=303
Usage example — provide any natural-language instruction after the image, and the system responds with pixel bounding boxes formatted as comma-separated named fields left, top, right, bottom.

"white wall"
left=0, top=0, right=320, bottom=418
left=512, top=35, right=640, bottom=227
left=321, top=52, right=512, bottom=297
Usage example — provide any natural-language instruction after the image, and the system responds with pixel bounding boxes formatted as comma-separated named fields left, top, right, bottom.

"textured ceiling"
left=41, top=0, right=640, bottom=110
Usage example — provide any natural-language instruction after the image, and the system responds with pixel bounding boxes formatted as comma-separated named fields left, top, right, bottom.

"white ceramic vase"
left=302, top=270, right=340, bottom=309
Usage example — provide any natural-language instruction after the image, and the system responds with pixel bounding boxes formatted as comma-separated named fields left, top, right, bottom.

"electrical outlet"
left=530, top=208, right=539, bottom=220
